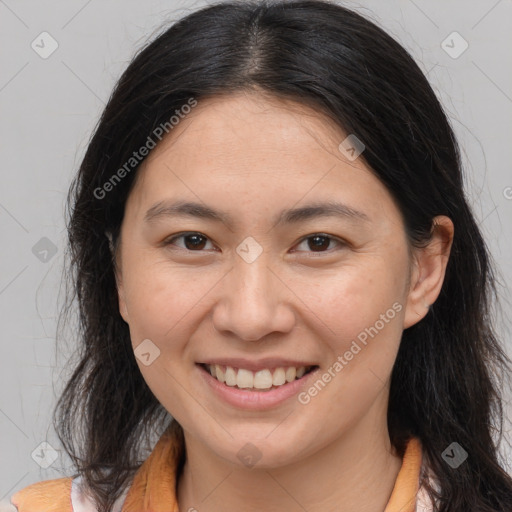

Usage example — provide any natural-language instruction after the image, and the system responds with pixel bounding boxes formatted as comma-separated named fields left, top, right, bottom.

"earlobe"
left=403, top=216, right=454, bottom=329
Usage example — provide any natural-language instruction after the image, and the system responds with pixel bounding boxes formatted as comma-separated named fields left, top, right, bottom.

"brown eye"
left=294, top=234, right=344, bottom=254
left=165, top=232, right=214, bottom=251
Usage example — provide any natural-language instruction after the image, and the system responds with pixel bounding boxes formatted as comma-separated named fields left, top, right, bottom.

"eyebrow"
left=143, top=199, right=370, bottom=228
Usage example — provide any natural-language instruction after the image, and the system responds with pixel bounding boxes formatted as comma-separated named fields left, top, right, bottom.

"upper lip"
left=198, top=358, right=318, bottom=372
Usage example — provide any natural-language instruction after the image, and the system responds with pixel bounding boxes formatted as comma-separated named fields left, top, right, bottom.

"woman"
left=8, top=0, right=512, bottom=511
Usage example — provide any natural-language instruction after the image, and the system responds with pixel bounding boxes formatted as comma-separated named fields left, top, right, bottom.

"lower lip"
left=196, top=364, right=320, bottom=410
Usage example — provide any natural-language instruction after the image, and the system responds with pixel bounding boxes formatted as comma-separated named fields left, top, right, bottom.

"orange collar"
left=384, top=437, right=423, bottom=512
left=122, top=422, right=423, bottom=512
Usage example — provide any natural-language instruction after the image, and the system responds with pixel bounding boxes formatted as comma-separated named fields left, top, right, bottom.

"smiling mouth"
left=199, top=363, right=319, bottom=391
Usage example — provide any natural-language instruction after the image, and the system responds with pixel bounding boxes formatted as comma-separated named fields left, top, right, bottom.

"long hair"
left=54, top=1, right=512, bottom=510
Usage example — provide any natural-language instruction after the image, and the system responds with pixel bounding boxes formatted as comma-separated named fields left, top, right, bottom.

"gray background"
left=1, top=0, right=511, bottom=502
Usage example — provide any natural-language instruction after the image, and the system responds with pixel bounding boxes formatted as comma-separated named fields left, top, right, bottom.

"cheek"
left=121, top=254, right=222, bottom=348
left=120, top=259, right=206, bottom=416
left=302, top=260, right=407, bottom=398
left=299, top=260, right=405, bottom=341
left=300, top=265, right=405, bottom=422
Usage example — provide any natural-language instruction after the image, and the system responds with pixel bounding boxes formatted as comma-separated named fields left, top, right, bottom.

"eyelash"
left=163, top=231, right=346, bottom=255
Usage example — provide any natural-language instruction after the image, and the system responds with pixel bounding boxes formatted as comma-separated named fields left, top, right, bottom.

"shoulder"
left=7, top=475, right=129, bottom=512
left=8, top=475, right=131, bottom=512
left=9, top=477, right=73, bottom=512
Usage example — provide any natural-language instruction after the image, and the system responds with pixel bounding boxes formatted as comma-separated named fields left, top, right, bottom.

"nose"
left=212, top=256, right=295, bottom=342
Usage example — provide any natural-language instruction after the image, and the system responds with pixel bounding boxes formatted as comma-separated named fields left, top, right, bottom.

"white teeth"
left=272, top=367, right=286, bottom=386
left=285, top=367, right=297, bottom=382
left=237, top=368, right=254, bottom=388
left=225, top=366, right=237, bottom=386
left=253, top=369, right=273, bottom=389
left=215, top=364, right=225, bottom=383
left=205, top=364, right=313, bottom=390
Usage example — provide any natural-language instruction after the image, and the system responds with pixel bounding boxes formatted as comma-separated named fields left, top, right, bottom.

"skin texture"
left=114, top=91, right=454, bottom=512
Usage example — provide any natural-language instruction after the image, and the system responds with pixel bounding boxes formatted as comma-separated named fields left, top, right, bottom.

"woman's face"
left=115, top=92, right=432, bottom=467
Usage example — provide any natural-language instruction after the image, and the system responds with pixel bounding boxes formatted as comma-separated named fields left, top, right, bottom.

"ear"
left=108, top=232, right=130, bottom=324
left=115, top=268, right=130, bottom=324
left=403, top=216, right=454, bottom=329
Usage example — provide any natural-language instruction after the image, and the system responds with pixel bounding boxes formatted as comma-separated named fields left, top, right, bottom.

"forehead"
left=124, top=92, right=400, bottom=228
left=139, top=92, right=353, bottom=178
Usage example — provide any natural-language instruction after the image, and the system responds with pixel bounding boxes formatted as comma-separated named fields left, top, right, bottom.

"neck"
left=176, top=402, right=403, bottom=512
